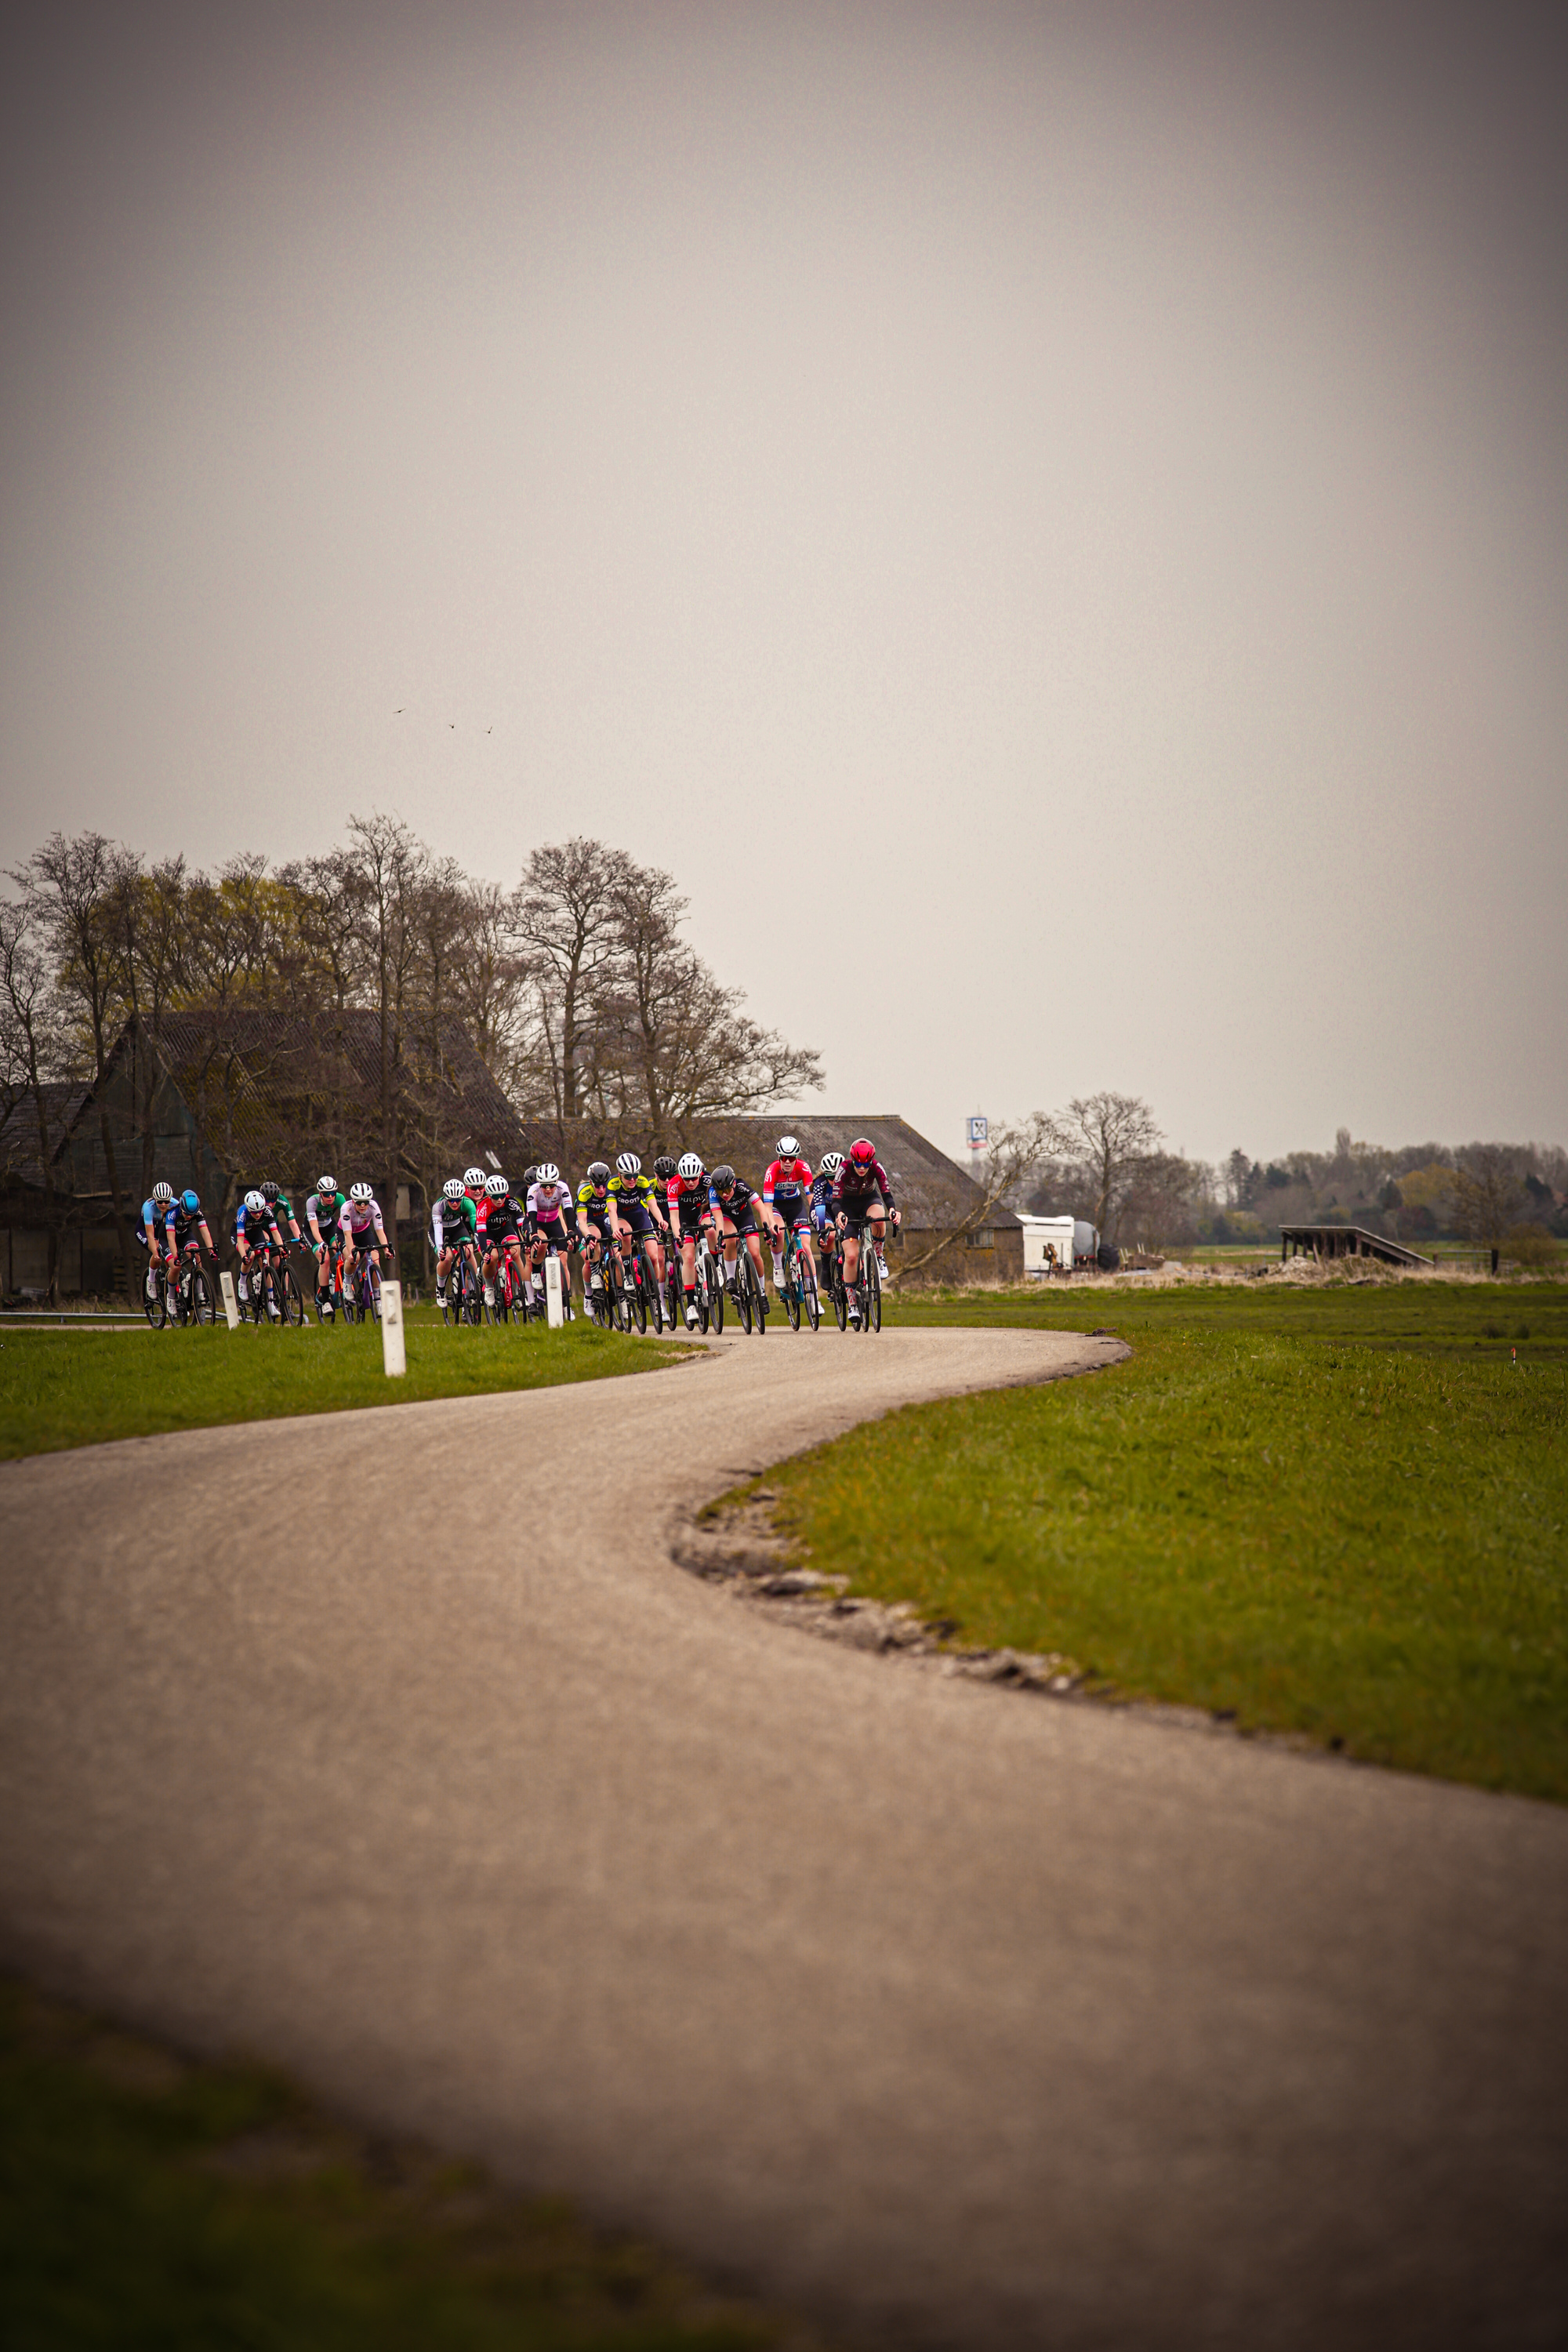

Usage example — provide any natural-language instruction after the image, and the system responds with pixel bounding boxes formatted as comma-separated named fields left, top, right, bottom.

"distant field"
left=0, top=1319, right=687, bottom=1461
left=751, top=1282, right=1568, bottom=1800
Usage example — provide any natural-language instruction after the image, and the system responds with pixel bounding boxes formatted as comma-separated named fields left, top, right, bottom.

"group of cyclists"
left=429, top=1136, right=900, bottom=1332
left=135, top=1135, right=902, bottom=1333
left=137, top=1174, right=391, bottom=1323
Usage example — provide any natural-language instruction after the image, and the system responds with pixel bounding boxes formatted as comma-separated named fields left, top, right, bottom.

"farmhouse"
left=5, top=1022, right=1012, bottom=1298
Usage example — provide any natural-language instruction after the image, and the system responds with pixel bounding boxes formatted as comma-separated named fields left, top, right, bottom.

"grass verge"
left=0, top=1977, right=789, bottom=2351
left=755, top=1283, right=1568, bottom=1800
left=0, top=1321, right=690, bottom=1462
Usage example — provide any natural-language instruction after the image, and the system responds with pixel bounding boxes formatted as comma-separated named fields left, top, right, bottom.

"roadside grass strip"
left=0, top=1322, right=688, bottom=1462
left=0, top=1979, right=783, bottom=2352
left=763, top=1290, right=1568, bottom=1801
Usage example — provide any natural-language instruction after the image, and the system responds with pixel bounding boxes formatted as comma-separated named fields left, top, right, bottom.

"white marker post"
left=544, top=1254, right=564, bottom=1328
left=380, top=1279, right=406, bottom=1376
left=218, top=1269, right=241, bottom=1330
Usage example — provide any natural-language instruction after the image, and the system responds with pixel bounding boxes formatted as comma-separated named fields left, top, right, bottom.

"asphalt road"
left=2, top=1327, right=1566, bottom=2350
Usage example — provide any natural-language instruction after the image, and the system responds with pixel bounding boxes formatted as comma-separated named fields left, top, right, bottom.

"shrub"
left=1501, top=1222, right=1559, bottom=1269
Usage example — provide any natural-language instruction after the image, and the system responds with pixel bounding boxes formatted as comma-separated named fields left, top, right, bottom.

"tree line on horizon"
left=0, top=819, right=822, bottom=1270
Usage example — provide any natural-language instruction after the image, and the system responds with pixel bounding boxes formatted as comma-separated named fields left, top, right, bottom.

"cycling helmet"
left=485, top=1174, right=509, bottom=1197
left=463, top=1166, right=486, bottom=1189
left=537, top=1162, right=561, bottom=1184
left=349, top=1181, right=373, bottom=1203
left=677, top=1152, right=703, bottom=1180
left=819, top=1151, right=845, bottom=1175
left=586, top=1160, right=609, bottom=1184
left=244, top=1189, right=267, bottom=1213
left=182, top=1190, right=201, bottom=1212
left=710, top=1163, right=735, bottom=1191
left=151, top=1181, right=173, bottom=1204
left=443, top=1177, right=466, bottom=1200
left=778, top=1134, right=800, bottom=1158
left=653, top=1155, right=677, bottom=1179
left=849, top=1138, right=877, bottom=1167
left=522, top=1165, right=539, bottom=1191
left=260, top=1180, right=280, bottom=1202
left=317, top=1174, right=337, bottom=1195
left=615, top=1151, right=641, bottom=1177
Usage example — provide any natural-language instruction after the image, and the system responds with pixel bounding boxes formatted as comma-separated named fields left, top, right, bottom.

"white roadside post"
left=544, top=1254, right=564, bottom=1329
left=218, top=1269, right=241, bottom=1330
left=380, top=1279, right=407, bottom=1377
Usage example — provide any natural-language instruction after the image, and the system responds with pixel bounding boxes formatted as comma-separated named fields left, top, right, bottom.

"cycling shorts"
left=837, top=1196, right=887, bottom=1232
left=618, top=1203, right=655, bottom=1239
left=486, top=1222, right=525, bottom=1251
left=720, top=1204, right=759, bottom=1238
left=533, top=1218, right=572, bottom=1251
left=771, top=1192, right=811, bottom=1234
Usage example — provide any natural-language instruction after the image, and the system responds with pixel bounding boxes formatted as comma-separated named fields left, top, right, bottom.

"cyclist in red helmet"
left=833, top=1138, right=901, bottom=1325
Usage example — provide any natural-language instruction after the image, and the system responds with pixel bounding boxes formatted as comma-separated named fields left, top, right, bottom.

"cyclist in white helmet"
left=763, top=1134, right=817, bottom=1298
left=666, top=1150, right=717, bottom=1327
left=339, top=1181, right=391, bottom=1295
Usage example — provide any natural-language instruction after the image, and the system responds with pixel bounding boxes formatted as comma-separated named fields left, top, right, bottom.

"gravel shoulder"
left=2, top=1326, right=1565, bottom=2350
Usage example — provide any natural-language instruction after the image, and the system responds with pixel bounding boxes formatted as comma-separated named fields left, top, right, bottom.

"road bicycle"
left=726, top=1240, right=768, bottom=1336
left=780, top=1225, right=820, bottom=1333
left=838, top=1220, right=880, bottom=1334
left=583, top=1236, right=621, bottom=1329
left=313, top=1243, right=349, bottom=1323
left=141, top=1255, right=169, bottom=1329
left=167, top=1243, right=216, bottom=1327
left=693, top=1232, right=724, bottom=1333
left=240, top=1243, right=306, bottom=1327
left=339, top=1249, right=387, bottom=1324
left=488, top=1245, right=530, bottom=1323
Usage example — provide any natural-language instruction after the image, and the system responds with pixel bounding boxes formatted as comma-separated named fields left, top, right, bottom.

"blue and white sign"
left=966, top=1115, right=989, bottom=1149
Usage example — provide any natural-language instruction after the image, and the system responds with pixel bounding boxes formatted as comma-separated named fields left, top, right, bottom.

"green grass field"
left=757, top=1282, right=1568, bottom=1801
left=0, top=1319, right=688, bottom=1461
left=0, top=1979, right=782, bottom=2352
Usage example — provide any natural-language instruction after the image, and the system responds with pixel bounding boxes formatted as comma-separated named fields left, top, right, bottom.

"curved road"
left=2, top=1328, right=1565, bottom=2349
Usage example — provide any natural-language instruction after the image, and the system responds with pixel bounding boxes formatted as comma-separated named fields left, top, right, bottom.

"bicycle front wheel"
left=143, top=1277, right=165, bottom=1330
left=786, top=1265, right=800, bottom=1332
left=867, top=1254, right=881, bottom=1333
left=188, top=1265, right=216, bottom=1325
left=631, top=1271, right=647, bottom=1335
left=365, top=1262, right=383, bottom=1323
left=833, top=1269, right=848, bottom=1331
left=281, top=1265, right=306, bottom=1326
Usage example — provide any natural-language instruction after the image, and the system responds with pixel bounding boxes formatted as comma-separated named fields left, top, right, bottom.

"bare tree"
left=0, top=895, right=71, bottom=1301
left=512, top=839, right=637, bottom=1121
left=344, top=812, right=426, bottom=1227
left=1452, top=1145, right=1526, bottom=1255
left=15, top=831, right=141, bottom=1285
left=896, top=1114, right=1056, bottom=1277
left=1041, top=1091, right=1163, bottom=1240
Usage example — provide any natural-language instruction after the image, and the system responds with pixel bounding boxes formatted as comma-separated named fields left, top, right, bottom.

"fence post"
left=218, top=1270, right=241, bottom=1330
left=545, top=1255, right=564, bottom=1328
left=381, top=1279, right=407, bottom=1376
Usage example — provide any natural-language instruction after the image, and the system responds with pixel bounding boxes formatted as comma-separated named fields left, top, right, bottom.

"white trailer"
left=1019, top=1215, right=1077, bottom=1274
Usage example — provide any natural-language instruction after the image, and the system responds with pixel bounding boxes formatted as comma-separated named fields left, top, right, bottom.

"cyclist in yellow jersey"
left=607, top=1150, right=669, bottom=1295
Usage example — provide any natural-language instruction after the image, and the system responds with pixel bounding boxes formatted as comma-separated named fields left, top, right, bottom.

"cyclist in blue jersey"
left=234, top=1188, right=285, bottom=1317
left=162, top=1189, right=216, bottom=1304
left=138, top=1180, right=175, bottom=1305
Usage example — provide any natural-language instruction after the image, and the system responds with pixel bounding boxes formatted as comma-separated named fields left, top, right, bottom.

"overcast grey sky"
left=3, top=1, right=1564, bottom=1167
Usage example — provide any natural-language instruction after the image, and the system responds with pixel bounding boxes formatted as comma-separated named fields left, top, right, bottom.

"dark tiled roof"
left=0, top=1083, right=93, bottom=1189
left=151, top=1011, right=532, bottom=1178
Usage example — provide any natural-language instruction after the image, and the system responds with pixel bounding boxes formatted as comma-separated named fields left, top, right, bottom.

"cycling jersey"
left=163, top=1196, right=205, bottom=1248
left=339, top=1196, right=385, bottom=1242
left=527, top=1179, right=573, bottom=1228
left=608, top=1169, right=659, bottom=1223
left=234, top=1200, right=280, bottom=1246
left=833, top=1157, right=895, bottom=1214
left=267, top=1190, right=298, bottom=1229
left=575, top=1177, right=612, bottom=1224
left=711, top=1177, right=762, bottom=1227
left=433, top=1196, right=477, bottom=1248
left=481, top=1193, right=526, bottom=1246
left=764, top=1156, right=812, bottom=1203
left=666, top=1171, right=711, bottom=1229
left=306, top=1191, right=343, bottom=1241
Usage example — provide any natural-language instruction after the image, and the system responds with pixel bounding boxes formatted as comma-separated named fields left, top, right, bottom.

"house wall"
left=891, top=1225, right=1024, bottom=1286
